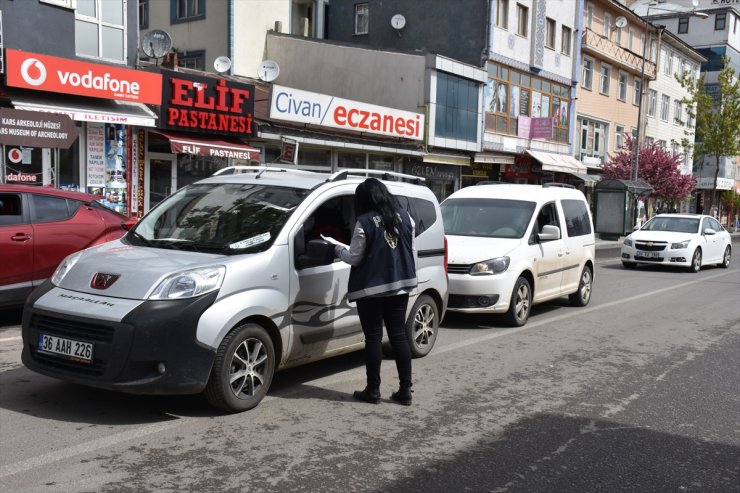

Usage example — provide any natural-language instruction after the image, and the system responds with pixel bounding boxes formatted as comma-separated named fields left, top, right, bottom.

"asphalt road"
left=0, top=246, right=738, bottom=492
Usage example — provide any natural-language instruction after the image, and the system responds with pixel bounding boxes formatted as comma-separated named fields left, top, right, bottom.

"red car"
left=0, top=185, right=129, bottom=307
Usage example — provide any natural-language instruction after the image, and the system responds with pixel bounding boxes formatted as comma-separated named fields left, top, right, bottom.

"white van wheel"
left=205, top=323, right=275, bottom=413
left=569, top=266, right=593, bottom=307
left=406, top=294, right=439, bottom=358
left=505, top=277, right=531, bottom=327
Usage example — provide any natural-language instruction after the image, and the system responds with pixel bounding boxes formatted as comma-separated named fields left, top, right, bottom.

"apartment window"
left=139, top=0, right=148, bottom=29
left=600, top=63, right=611, bottom=95
left=640, top=34, right=646, bottom=56
left=604, top=13, right=612, bottom=39
left=633, top=78, right=641, bottom=106
left=678, top=17, right=689, bottom=34
left=582, top=58, right=593, bottom=89
left=546, top=18, right=556, bottom=48
left=661, top=94, right=670, bottom=121
left=657, top=139, right=666, bottom=149
left=561, top=26, right=572, bottom=55
left=355, top=3, right=369, bottom=35
left=645, top=136, right=654, bottom=146
left=496, top=0, right=509, bottom=29
left=435, top=72, right=479, bottom=143
left=616, top=26, right=623, bottom=45
left=672, top=142, right=680, bottom=155
left=615, top=125, right=625, bottom=150
left=674, top=100, right=682, bottom=124
left=587, top=4, right=594, bottom=29
left=650, top=40, right=657, bottom=62
left=687, top=111, right=694, bottom=128
left=618, top=72, right=627, bottom=101
left=677, top=60, right=685, bottom=77
left=715, top=12, right=726, bottom=31
left=662, top=49, right=673, bottom=75
left=579, top=118, right=606, bottom=163
left=174, top=0, right=204, bottom=21
left=648, top=89, right=657, bottom=117
left=485, top=63, right=570, bottom=143
left=517, top=4, right=528, bottom=37
left=75, top=0, right=126, bottom=61
left=178, top=51, right=205, bottom=70
left=628, top=28, right=634, bottom=51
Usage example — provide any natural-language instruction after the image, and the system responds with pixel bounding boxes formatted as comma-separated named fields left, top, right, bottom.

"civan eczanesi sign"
left=0, top=108, right=79, bottom=148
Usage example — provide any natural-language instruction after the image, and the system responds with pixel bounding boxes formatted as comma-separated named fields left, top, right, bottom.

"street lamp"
left=632, top=1, right=708, bottom=182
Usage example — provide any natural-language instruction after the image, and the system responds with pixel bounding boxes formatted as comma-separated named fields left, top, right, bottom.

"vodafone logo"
left=8, top=148, right=24, bottom=164
left=20, top=58, right=47, bottom=86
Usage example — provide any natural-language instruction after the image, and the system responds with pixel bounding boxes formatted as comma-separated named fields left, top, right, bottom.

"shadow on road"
left=0, top=308, right=22, bottom=329
left=383, top=412, right=740, bottom=491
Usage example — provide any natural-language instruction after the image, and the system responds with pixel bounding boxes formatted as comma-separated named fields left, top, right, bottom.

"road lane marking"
left=0, top=268, right=735, bottom=478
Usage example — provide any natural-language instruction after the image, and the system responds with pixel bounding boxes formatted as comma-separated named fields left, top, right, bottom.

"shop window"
left=435, top=72, right=479, bottom=143
left=369, top=155, right=394, bottom=171
left=337, top=152, right=365, bottom=169
left=75, top=0, right=126, bottom=61
left=355, top=3, right=369, bottom=35
left=173, top=0, right=205, bottom=23
left=298, top=147, right=331, bottom=169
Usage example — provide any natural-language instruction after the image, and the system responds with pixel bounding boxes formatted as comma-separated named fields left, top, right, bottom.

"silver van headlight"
left=470, top=256, right=510, bottom=275
left=149, top=266, right=226, bottom=300
left=51, top=251, right=83, bottom=285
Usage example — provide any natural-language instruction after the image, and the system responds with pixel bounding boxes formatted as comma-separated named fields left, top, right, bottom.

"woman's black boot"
left=353, top=387, right=381, bottom=404
left=390, top=385, right=413, bottom=406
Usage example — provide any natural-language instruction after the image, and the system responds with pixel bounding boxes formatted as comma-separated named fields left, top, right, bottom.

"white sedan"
left=621, top=214, right=732, bottom=272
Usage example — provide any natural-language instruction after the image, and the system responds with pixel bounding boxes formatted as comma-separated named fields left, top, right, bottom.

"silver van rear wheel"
left=406, top=294, right=438, bottom=358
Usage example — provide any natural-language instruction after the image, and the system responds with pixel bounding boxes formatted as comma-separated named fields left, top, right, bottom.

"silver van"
left=21, top=168, right=448, bottom=412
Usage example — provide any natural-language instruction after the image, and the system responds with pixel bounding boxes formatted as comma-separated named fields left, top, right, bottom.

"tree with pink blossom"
left=602, top=135, right=696, bottom=210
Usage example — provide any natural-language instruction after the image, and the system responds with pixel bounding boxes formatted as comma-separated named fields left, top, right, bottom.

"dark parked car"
left=0, top=185, right=128, bottom=307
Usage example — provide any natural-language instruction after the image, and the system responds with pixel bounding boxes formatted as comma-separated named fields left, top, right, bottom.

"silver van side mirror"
left=538, top=224, right=561, bottom=241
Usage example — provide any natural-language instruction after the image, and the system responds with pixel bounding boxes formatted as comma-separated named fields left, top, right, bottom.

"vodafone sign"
left=6, top=49, right=162, bottom=105
left=270, top=85, right=424, bottom=141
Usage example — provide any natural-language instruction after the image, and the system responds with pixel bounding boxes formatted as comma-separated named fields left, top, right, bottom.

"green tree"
left=720, top=189, right=740, bottom=231
left=676, top=58, right=740, bottom=215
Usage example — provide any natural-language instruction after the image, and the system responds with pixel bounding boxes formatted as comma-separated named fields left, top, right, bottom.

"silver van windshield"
left=441, top=198, right=536, bottom=239
left=128, top=183, right=309, bottom=253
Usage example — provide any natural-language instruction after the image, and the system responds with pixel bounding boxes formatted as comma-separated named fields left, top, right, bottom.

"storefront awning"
left=526, top=150, right=586, bottom=174
left=9, top=92, right=158, bottom=127
left=154, top=131, right=261, bottom=161
left=422, top=153, right=470, bottom=166
left=569, top=173, right=601, bottom=187
left=473, top=153, right=515, bottom=165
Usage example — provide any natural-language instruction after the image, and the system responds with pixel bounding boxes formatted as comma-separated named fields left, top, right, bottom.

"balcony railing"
left=582, top=28, right=656, bottom=79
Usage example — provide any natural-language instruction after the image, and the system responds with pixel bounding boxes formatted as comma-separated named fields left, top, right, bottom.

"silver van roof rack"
left=212, top=165, right=315, bottom=178
left=542, top=182, right=575, bottom=189
left=328, top=168, right=425, bottom=184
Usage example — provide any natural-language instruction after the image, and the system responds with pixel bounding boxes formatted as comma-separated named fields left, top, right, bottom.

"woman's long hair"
left=355, top=178, right=402, bottom=234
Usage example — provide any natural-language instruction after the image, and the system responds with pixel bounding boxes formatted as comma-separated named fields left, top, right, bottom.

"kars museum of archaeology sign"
left=0, top=108, right=79, bottom=148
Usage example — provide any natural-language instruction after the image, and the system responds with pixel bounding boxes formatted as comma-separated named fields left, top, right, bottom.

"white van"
left=21, top=168, right=448, bottom=412
left=440, top=183, right=595, bottom=326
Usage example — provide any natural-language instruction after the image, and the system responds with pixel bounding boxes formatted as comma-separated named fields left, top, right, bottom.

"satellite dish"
left=391, top=14, right=406, bottom=30
left=258, top=60, right=280, bottom=82
left=214, top=56, right=232, bottom=73
left=141, top=29, right=172, bottom=58
left=615, top=16, right=628, bottom=29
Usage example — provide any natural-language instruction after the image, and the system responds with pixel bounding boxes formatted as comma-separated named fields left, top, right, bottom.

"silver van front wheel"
left=205, top=323, right=275, bottom=413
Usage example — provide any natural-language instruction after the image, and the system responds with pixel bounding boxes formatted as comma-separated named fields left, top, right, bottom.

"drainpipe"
left=570, top=0, right=585, bottom=159
left=228, top=0, right=234, bottom=75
